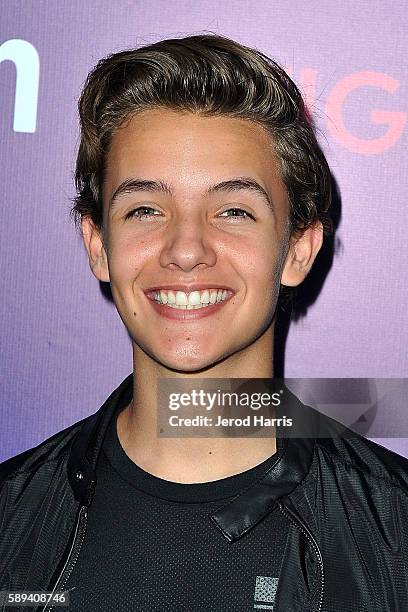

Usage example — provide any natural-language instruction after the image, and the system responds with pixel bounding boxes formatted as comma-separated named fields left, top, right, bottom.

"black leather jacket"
left=1, top=373, right=408, bottom=611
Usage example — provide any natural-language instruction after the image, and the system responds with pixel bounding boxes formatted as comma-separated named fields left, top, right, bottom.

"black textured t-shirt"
left=64, top=407, right=291, bottom=611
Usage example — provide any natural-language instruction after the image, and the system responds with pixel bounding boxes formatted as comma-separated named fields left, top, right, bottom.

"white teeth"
left=200, top=290, right=210, bottom=304
left=188, top=291, right=201, bottom=306
left=153, top=288, right=231, bottom=309
left=175, top=291, right=188, bottom=306
left=209, top=290, right=217, bottom=304
left=167, top=290, right=176, bottom=304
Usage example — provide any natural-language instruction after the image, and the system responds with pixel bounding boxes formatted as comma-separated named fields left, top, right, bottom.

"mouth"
left=143, top=286, right=235, bottom=321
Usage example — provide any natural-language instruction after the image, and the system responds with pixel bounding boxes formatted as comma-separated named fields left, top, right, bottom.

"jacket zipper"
left=278, top=502, right=324, bottom=612
left=35, top=500, right=323, bottom=612
left=40, top=505, right=88, bottom=612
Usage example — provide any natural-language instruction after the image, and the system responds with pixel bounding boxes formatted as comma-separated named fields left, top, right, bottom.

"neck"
left=116, top=326, right=277, bottom=483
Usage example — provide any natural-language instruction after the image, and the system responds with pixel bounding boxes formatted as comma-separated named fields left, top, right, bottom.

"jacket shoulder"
left=0, top=416, right=89, bottom=485
left=315, top=417, right=408, bottom=493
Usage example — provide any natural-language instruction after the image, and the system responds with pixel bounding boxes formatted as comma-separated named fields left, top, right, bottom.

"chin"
left=159, top=351, right=217, bottom=374
left=146, top=341, right=229, bottom=373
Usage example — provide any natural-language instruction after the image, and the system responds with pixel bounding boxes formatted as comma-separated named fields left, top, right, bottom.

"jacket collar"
left=67, top=373, right=317, bottom=541
left=67, top=373, right=134, bottom=505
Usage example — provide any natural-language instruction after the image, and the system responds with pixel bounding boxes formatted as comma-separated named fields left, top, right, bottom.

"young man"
left=1, top=34, right=407, bottom=612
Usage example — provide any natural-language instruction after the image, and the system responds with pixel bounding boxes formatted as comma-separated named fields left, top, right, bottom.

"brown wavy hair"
left=71, top=33, right=333, bottom=304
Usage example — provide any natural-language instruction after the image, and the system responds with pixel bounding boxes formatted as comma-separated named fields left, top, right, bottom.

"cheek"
left=247, top=260, right=284, bottom=316
left=240, top=241, right=279, bottom=286
left=109, top=234, right=152, bottom=277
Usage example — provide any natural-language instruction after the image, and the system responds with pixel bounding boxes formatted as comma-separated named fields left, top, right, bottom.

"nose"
left=159, top=212, right=217, bottom=272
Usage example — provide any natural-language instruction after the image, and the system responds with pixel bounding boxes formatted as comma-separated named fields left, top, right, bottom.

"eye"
left=125, top=206, right=161, bottom=221
left=219, top=207, right=255, bottom=220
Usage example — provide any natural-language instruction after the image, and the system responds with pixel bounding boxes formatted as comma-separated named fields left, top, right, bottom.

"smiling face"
left=82, top=108, right=309, bottom=373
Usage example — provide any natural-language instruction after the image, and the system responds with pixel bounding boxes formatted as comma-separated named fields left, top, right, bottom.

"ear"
left=281, top=221, right=323, bottom=287
left=81, top=216, right=110, bottom=283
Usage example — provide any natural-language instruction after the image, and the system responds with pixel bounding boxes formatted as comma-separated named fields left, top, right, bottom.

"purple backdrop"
left=1, top=0, right=407, bottom=461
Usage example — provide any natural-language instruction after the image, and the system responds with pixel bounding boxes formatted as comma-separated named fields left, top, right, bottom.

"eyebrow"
left=109, top=176, right=275, bottom=214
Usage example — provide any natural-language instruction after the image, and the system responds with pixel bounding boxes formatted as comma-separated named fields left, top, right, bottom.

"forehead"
left=103, top=108, right=286, bottom=204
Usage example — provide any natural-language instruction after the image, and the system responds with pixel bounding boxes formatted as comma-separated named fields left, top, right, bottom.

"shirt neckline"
left=102, top=406, right=285, bottom=503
